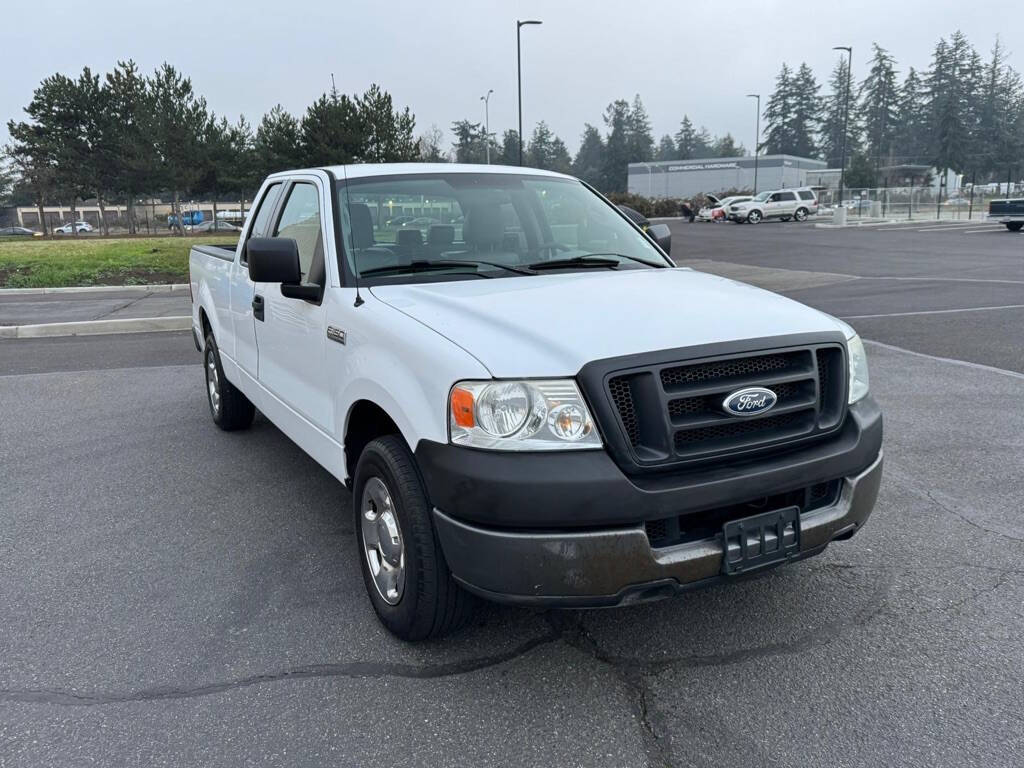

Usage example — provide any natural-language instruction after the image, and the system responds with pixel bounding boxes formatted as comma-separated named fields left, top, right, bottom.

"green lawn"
left=0, top=235, right=238, bottom=288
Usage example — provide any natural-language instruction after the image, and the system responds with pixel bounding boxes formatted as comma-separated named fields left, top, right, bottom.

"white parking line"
left=915, top=223, right=989, bottom=232
left=962, top=228, right=1006, bottom=234
left=843, top=304, right=1024, bottom=320
left=864, top=339, right=1024, bottom=382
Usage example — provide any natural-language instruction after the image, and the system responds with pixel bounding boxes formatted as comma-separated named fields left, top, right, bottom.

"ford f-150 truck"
left=189, top=164, right=882, bottom=640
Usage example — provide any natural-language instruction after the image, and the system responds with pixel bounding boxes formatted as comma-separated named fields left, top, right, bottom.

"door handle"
left=252, top=294, right=265, bottom=322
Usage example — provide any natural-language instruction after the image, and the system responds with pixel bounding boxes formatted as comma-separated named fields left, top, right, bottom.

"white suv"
left=729, top=188, right=818, bottom=224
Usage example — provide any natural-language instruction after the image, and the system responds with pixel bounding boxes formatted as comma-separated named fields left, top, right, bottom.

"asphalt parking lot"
left=1, top=221, right=1023, bottom=767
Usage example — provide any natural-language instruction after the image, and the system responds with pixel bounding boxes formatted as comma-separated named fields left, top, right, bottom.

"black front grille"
left=603, top=344, right=846, bottom=469
left=644, top=479, right=842, bottom=549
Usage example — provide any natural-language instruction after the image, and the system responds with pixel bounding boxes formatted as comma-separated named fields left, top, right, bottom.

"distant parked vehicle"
left=728, top=188, right=817, bottom=224
left=168, top=211, right=204, bottom=229
left=698, top=195, right=751, bottom=222
left=53, top=221, right=94, bottom=234
left=402, top=217, right=440, bottom=228
left=188, top=220, right=242, bottom=233
left=385, top=215, right=414, bottom=227
left=988, top=198, right=1024, bottom=231
left=0, top=226, right=43, bottom=237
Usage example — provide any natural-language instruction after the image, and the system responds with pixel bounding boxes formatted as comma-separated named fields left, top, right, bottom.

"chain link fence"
left=815, top=186, right=1015, bottom=222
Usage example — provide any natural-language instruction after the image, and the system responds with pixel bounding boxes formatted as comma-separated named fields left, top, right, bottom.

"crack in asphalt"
left=90, top=293, right=151, bottom=321
left=0, top=629, right=562, bottom=707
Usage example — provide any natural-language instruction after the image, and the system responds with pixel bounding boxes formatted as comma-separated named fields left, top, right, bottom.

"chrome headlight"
left=846, top=332, right=869, bottom=403
left=449, top=379, right=602, bottom=451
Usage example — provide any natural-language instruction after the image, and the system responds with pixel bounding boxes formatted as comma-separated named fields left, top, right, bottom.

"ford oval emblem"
left=722, top=387, right=777, bottom=417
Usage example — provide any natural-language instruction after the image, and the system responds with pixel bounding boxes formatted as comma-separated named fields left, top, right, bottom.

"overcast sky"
left=3, top=0, right=1021, bottom=156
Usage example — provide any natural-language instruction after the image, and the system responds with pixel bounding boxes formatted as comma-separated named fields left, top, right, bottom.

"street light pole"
left=746, top=93, right=760, bottom=194
left=480, top=89, right=494, bottom=164
left=833, top=46, right=853, bottom=209
left=516, top=19, right=542, bottom=166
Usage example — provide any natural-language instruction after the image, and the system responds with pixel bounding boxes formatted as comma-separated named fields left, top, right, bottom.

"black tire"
left=204, top=332, right=255, bottom=430
left=794, top=207, right=809, bottom=222
left=1006, top=222, right=1023, bottom=232
left=747, top=210, right=763, bottom=224
left=353, top=435, right=475, bottom=641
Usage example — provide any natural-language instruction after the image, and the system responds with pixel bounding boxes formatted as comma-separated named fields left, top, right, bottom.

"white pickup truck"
left=190, top=164, right=882, bottom=640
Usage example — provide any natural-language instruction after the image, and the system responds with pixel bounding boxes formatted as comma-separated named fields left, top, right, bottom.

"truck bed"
left=191, top=243, right=237, bottom=261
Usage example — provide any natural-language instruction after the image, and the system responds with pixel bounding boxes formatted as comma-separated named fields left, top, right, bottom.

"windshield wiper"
left=525, top=255, right=621, bottom=271
left=360, top=259, right=534, bottom=278
left=582, top=252, right=667, bottom=268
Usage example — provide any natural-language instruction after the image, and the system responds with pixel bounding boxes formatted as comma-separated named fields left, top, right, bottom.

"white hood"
left=370, top=268, right=844, bottom=377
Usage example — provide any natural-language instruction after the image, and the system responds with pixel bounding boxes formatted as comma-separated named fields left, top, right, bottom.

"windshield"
left=752, top=191, right=772, bottom=202
left=338, top=172, right=670, bottom=284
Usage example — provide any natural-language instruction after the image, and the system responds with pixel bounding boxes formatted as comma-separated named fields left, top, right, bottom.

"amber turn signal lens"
left=450, top=387, right=475, bottom=427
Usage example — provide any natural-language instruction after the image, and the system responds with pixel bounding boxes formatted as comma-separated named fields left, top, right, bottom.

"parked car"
left=53, top=221, right=94, bottom=234
left=189, top=163, right=881, bottom=641
left=385, top=215, right=414, bottom=227
left=729, top=188, right=817, bottom=224
left=988, top=198, right=1024, bottom=231
left=0, top=226, right=43, bottom=237
left=402, top=216, right=440, bottom=228
left=187, top=220, right=242, bottom=233
left=617, top=204, right=650, bottom=231
left=168, top=211, right=204, bottom=229
left=697, top=195, right=751, bottom=222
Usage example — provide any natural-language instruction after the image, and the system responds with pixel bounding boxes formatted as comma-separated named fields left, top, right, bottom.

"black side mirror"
left=647, top=223, right=672, bottom=256
left=247, top=237, right=301, bottom=283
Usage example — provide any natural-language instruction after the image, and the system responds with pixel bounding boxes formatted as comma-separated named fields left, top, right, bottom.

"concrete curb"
left=0, top=283, right=189, bottom=296
left=0, top=315, right=191, bottom=339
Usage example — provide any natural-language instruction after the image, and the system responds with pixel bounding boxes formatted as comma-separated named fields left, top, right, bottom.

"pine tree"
left=548, top=136, right=573, bottom=174
left=893, top=67, right=927, bottom=164
left=526, top=121, right=556, bottom=169
left=626, top=94, right=654, bottom=163
left=357, top=84, right=418, bottom=162
left=300, top=90, right=362, bottom=167
left=497, top=130, right=520, bottom=166
left=711, top=133, right=745, bottom=157
left=254, top=105, right=304, bottom=179
left=601, top=99, right=631, bottom=193
left=104, top=60, right=154, bottom=232
left=450, top=120, right=487, bottom=164
left=674, top=116, right=698, bottom=159
left=859, top=44, right=900, bottom=173
left=655, top=135, right=676, bottom=160
left=572, top=124, right=605, bottom=186
left=819, top=56, right=855, bottom=167
left=976, top=39, right=1024, bottom=178
left=790, top=63, right=821, bottom=157
left=926, top=31, right=979, bottom=175
left=762, top=63, right=795, bottom=154
left=693, top=126, right=714, bottom=158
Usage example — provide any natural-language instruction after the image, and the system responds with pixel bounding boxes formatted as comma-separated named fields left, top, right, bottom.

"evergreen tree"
left=762, top=63, right=795, bottom=155
left=655, top=134, right=676, bottom=160
left=819, top=56, right=855, bottom=167
left=790, top=63, right=821, bottom=157
left=859, top=44, right=899, bottom=173
left=254, top=105, right=304, bottom=179
left=572, top=124, right=604, bottom=186
left=711, top=133, right=744, bottom=157
left=300, top=89, right=362, bottom=167
left=692, top=126, right=714, bottom=158
left=893, top=67, right=928, bottom=165
left=104, top=60, right=154, bottom=232
left=357, top=84, right=418, bottom=162
left=149, top=63, right=209, bottom=234
left=674, top=116, right=698, bottom=159
left=4, top=121, right=54, bottom=234
left=450, top=120, right=487, bottom=164
left=526, top=121, right=556, bottom=169
left=548, top=136, right=573, bottom=174
left=976, top=39, right=1023, bottom=178
left=497, top=130, right=520, bottom=166
left=626, top=94, right=654, bottom=163
left=926, top=31, right=980, bottom=175
left=601, top=99, right=631, bottom=192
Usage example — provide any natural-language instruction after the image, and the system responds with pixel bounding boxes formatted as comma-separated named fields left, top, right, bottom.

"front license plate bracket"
left=721, top=506, right=801, bottom=575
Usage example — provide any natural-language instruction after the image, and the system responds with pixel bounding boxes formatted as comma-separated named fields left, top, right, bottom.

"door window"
left=778, top=191, right=797, bottom=201
left=274, top=183, right=323, bottom=283
left=242, top=182, right=283, bottom=264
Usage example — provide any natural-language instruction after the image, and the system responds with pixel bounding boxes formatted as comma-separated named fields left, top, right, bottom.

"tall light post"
left=480, top=89, right=494, bottom=164
left=746, top=93, right=760, bottom=194
left=834, top=45, right=853, bottom=208
left=517, top=19, right=542, bottom=166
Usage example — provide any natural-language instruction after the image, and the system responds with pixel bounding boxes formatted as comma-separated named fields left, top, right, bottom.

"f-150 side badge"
left=327, top=326, right=346, bottom=345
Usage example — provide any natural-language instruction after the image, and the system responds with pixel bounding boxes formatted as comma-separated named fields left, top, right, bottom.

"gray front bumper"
left=434, top=452, right=883, bottom=607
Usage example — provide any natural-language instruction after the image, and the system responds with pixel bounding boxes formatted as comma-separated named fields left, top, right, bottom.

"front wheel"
left=794, top=207, right=809, bottom=222
left=747, top=210, right=763, bottom=224
left=1006, top=222, right=1023, bottom=232
left=204, top=332, right=255, bottom=430
left=354, top=436, right=475, bottom=641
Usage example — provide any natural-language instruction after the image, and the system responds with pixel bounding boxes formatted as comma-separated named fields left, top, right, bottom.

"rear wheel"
left=354, top=435, right=475, bottom=641
left=794, top=207, right=809, bottom=222
left=1006, top=222, right=1023, bottom=232
left=747, top=210, right=763, bottom=224
left=204, top=332, right=255, bottom=430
